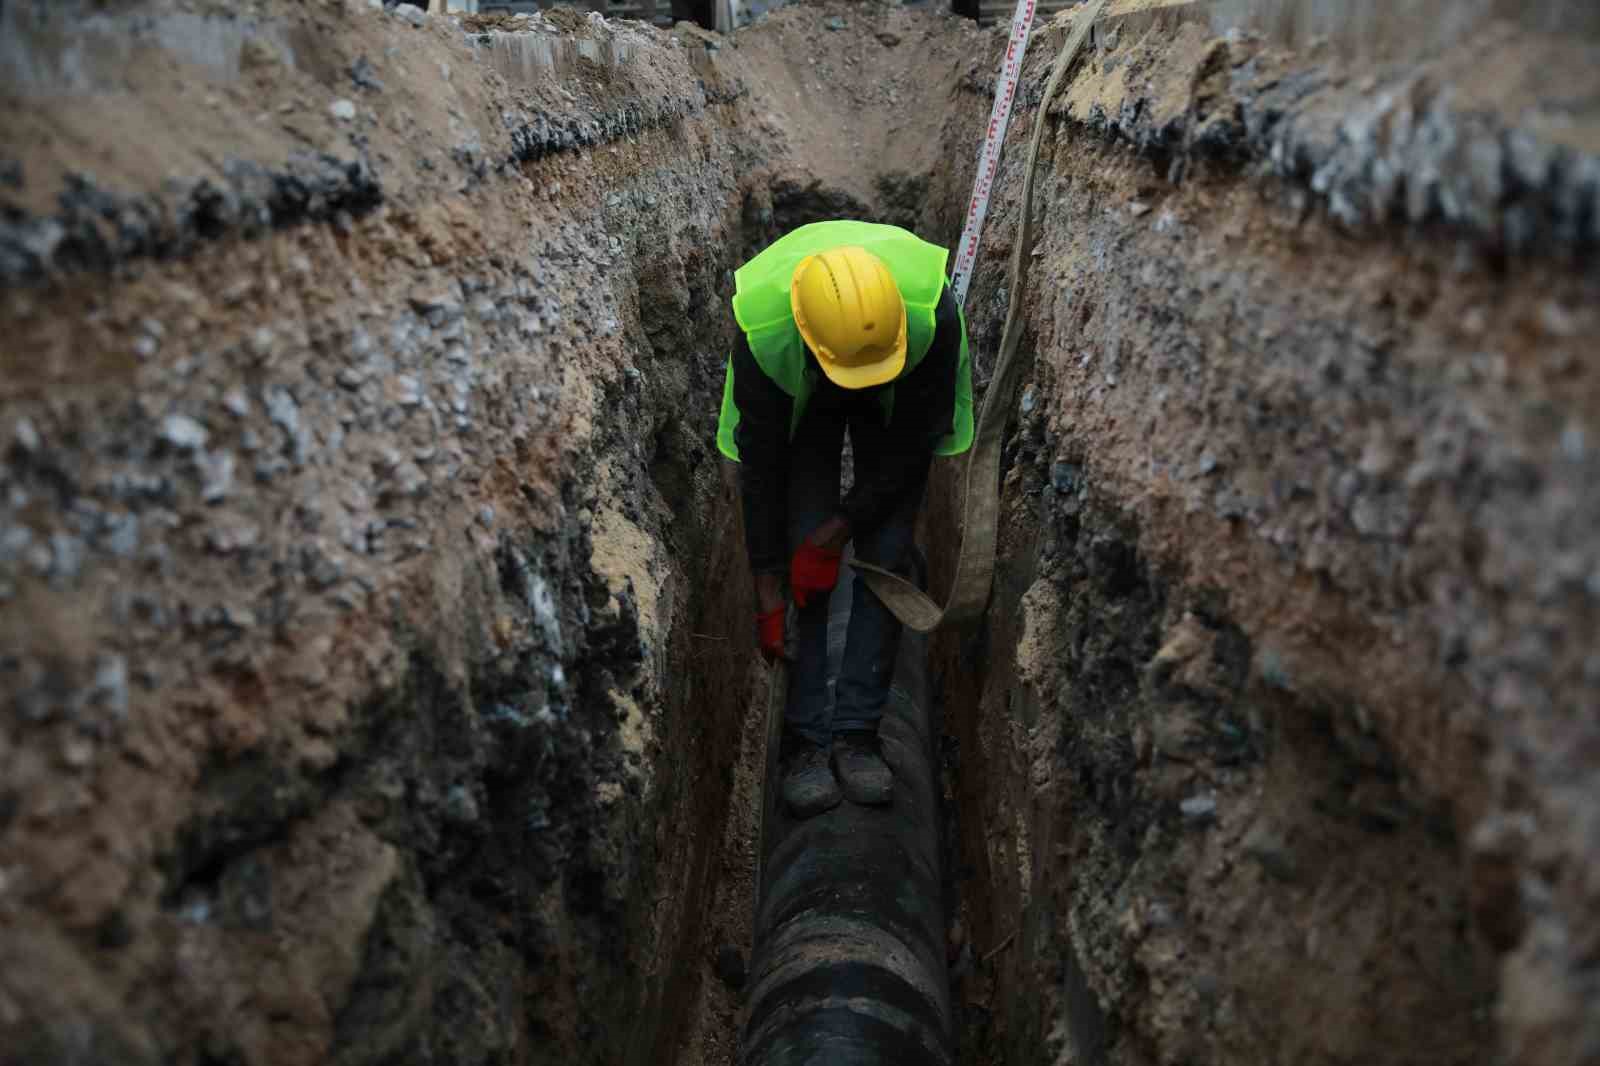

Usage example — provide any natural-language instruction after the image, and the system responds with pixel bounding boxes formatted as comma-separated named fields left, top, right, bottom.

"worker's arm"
left=835, top=283, right=962, bottom=539
left=731, top=336, right=793, bottom=611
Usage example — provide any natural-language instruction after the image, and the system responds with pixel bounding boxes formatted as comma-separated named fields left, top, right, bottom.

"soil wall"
left=1, top=5, right=773, bottom=1063
left=934, top=6, right=1600, bottom=1066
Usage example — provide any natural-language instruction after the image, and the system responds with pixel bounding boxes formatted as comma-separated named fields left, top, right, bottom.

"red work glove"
left=790, top=541, right=842, bottom=609
left=757, top=607, right=785, bottom=661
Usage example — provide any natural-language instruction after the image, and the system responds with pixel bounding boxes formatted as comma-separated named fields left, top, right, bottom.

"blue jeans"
left=785, top=405, right=929, bottom=746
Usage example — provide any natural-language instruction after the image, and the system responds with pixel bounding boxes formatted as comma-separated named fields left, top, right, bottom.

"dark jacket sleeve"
left=840, top=284, right=962, bottom=536
left=731, top=335, right=793, bottom=576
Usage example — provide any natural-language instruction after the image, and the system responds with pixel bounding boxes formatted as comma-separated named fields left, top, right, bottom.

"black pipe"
left=741, top=557, right=951, bottom=1066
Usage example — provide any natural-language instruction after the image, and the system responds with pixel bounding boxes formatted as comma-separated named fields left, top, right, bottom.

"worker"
left=717, top=220, right=973, bottom=817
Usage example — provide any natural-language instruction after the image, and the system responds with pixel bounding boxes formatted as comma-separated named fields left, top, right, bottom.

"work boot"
left=831, top=730, right=894, bottom=806
left=781, top=730, right=842, bottom=818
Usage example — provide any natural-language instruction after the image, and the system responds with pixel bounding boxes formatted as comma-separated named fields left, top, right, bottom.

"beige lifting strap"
left=852, top=0, right=1107, bottom=633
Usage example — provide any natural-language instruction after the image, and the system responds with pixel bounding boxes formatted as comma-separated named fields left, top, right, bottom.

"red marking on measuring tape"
left=950, top=0, right=1037, bottom=304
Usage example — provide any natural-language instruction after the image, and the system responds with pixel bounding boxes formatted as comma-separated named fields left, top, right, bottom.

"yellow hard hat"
left=790, top=246, right=907, bottom=390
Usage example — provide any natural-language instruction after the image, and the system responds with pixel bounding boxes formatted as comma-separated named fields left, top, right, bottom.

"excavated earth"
left=1, top=2, right=1597, bottom=1066
left=936, top=7, right=1600, bottom=1066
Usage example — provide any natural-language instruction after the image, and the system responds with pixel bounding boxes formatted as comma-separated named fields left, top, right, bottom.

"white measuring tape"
left=949, top=0, right=1038, bottom=305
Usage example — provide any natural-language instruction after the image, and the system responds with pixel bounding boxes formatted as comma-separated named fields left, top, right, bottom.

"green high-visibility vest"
left=716, top=220, right=974, bottom=461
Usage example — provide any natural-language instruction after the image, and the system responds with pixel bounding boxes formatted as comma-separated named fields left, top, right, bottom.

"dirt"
left=2, top=2, right=1598, bottom=1066
left=931, top=8, right=1600, bottom=1066
left=1, top=2, right=775, bottom=1063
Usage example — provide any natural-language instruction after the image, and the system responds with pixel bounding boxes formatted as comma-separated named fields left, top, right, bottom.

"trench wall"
left=932, top=5, right=1600, bottom=1066
left=0, top=5, right=778, bottom=1063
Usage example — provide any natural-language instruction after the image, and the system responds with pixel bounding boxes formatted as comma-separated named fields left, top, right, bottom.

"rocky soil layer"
left=932, top=5, right=1600, bottom=1066
left=0, top=3, right=772, bottom=1063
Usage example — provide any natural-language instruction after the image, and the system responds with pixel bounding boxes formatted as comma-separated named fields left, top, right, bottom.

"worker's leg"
left=784, top=406, right=846, bottom=746
left=832, top=430, right=930, bottom=738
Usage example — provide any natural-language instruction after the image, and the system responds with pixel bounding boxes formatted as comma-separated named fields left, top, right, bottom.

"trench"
left=2, top=3, right=1597, bottom=1066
